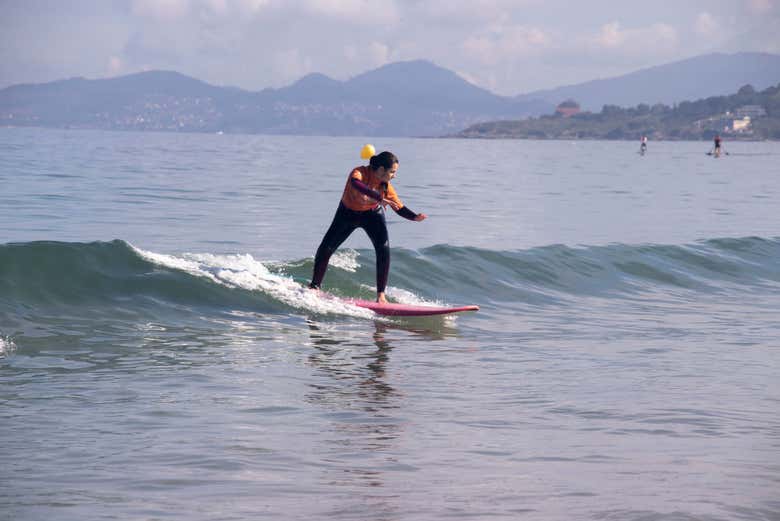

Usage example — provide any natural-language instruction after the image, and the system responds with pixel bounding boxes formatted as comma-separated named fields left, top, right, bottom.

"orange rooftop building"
left=556, top=100, right=581, bottom=117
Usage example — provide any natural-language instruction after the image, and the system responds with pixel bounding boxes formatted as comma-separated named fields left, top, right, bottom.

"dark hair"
left=369, top=151, right=398, bottom=170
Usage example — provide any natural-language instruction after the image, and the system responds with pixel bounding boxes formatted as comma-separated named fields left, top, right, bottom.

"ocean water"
left=1, top=128, right=779, bottom=520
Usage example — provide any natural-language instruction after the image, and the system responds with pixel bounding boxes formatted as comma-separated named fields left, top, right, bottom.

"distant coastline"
left=2, top=53, right=779, bottom=139
left=454, top=83, right=780, bottom=141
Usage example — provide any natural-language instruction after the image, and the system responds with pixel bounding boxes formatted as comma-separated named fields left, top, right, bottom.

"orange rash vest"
left=340, top=165, right=404, bottom=212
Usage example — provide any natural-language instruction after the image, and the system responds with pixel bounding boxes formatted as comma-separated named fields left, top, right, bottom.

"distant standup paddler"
left=640, top=135, right=648, bottom=154
left=309, top=145, right=427, bottom=303
left=713, top=134, right=722, bottom=156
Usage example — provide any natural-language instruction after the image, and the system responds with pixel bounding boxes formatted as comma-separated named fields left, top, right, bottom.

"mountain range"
left=0, top=61, right=548, bottom=137
left=1, top=52, right=779, bottom=137
left=517, top=52, right=780, bottom=111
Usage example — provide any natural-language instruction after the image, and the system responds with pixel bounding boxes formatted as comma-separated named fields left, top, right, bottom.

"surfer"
left=309, top=149, right=427, bottom=303
left=713, top=134, right=722, bottom=156
left=640, top=135, right=648, bottom=155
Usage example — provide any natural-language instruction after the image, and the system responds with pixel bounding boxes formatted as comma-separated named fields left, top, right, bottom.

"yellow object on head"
left=360, top=144, right=376, bottom=160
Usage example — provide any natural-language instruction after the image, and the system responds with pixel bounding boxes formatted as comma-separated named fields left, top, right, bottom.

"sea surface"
left=1, top=128, right=779, bottom=521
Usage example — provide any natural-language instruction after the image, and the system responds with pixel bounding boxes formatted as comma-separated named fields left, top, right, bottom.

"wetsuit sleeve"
left=349, top=178, right=383, bottom=201
left=395, top=206, right=418, bottom=220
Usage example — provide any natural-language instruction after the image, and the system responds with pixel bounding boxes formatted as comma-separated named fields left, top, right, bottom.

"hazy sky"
left=1, top=0, right=778, bottom=95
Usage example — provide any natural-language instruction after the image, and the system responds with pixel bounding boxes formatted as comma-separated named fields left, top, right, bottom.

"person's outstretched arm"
left=394, top=205, right=426, bottom=221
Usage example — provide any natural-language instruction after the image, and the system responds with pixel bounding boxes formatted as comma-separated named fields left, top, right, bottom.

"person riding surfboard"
left=309, top=147, right=427, bottom=304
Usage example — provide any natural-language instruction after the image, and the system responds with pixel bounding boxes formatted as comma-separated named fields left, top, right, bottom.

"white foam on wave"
left=385, top=286, right=442, bottom=307
left=132, top=246, right=375, bottom=319
left=0, top=336, right=16, bottom=358
left=330, top=249, right=360, bottom=272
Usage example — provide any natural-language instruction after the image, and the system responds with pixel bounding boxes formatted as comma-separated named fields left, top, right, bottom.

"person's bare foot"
left=376, top=292, right=387, bottom=304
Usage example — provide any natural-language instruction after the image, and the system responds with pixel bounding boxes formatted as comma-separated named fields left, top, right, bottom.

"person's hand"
left=414, top=213, right=427, bottom=222
left=382, top=198, right=402, bottom=211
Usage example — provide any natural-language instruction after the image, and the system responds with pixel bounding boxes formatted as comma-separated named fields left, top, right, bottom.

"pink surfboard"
left=346, top=298, right=479, bottom=317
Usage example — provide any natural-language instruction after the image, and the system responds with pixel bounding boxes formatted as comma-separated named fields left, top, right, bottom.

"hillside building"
left=555, top=100, right=581, bottom=117
left=732, top=116, right=752, bottom=133
left=735, top=105, right=767, bottom=119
